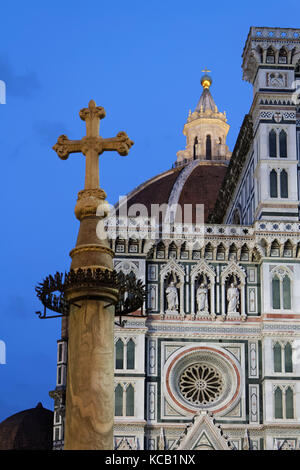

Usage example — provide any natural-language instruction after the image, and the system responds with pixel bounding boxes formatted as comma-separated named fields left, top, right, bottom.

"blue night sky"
left=0, top=0, right=298, bottom=421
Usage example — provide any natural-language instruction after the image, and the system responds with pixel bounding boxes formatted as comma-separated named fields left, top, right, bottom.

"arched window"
left=204, top=243, right=213, bottom=260
left=279, top=48, right=288, bottom=64
left=266, top=47, right=275, bottom=63
left=274, top=342, right=294, bottom=373
left=156, top=242, right=165, bottom=259
left=284, top=343, right=293, bottom=373
left=115, top=383, right=135, bottom=417
left=269, top=130, right=277, bottom=157
left=270, top=170, right=278, bottom=198
left=229, top=244, right=237, bottom=261
left=126, top=384, right=134, bottom=416
left=285, top=387, right=294, bottom=419
left=115, top=339, right=124, bottom=369
left=271, top=239, right=280, bottom=257
left=274, top=386, right=294, bottom=419
left=283, top=240, right=293, bottom=257
left=275, top=387, right=283, bottom=418
left=206, top=135, right=212, bottom=160
left=126, top=339, right=135, bottom=370
left=271, top=269, right=292, bottom=310
left=241, top=244, right=249, bottom=261
left=257, top=46, right=263, bottom=62
left=280, top=170, right=288, bottom=198
left=115, top=384, right=123, bottom=416
left=216, top=244, right=225, bottom=260
left=283, top=275, right=291, bottom=309
left=274, top=342, right=282, bottom=372
left=193, top=137, right=198, bottom=160
left=272, top=276, right=281, bottom=309
left=279, top=130, right=287, bottom=157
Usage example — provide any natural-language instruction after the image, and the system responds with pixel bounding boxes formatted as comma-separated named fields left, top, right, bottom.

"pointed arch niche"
left=220, top=262, right=247, bottom=320
left=190, top=260, right=216, bottom=319
left=160, top=259, right=185, bottom=318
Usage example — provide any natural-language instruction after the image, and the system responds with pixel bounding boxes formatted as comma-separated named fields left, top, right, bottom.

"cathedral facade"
left=51, top=26, right=300, bottom=450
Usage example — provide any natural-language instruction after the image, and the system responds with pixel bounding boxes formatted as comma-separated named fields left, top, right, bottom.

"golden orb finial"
left=201, top=68, right=212, bottom=89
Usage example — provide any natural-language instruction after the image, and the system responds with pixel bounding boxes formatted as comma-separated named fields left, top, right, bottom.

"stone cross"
left=53, top=100, right=134, bottom=189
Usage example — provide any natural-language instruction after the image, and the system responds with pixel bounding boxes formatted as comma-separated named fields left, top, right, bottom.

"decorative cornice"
left=69, top=244, right=114, bottom=259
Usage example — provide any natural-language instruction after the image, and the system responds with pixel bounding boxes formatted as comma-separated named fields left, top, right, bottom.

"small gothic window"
left=283, top=240, right=293, bottom=257
left=241, top=244, right=249, bottom=261
left=270, top=170, right=278, bottom=198
left=269, top=130, right=277, bottom=158
left=279, top=48, right=288, bottom=64
left=115, top=384, right=123, bottom=416
left=115, top=339, right=124, bottom=369
left=275, top=387, right=283, bottom=418
left=279, top=130, right=287, bottom=158
left=126, top=339, right=135, bottom=370
left=206, top=135, right=212, bottom=160
left=282, top=275, right=291, bottom=309
left=280, top=170, right=288, bottom=198
left=216, top=244, right=225, bottom=260
left=284, top=343, right=293, bottom=373
left=126, top=384, right=135, bottom=416
left=272, top=276, right=281, bottom=309
left=266, top=47, right=275, bottom=63
left=271, top=240, right=280, bottom=257
left=204, top=244, right=213, bottom=259
left=285, top=387, right=294, bottom=419
left=274, top=342, right=282, bottom=372
left=156, top=242, right=165, bottom=259
left=168, top=242, right=177, bottom=259
left=229, top=244, right=237, bottom=261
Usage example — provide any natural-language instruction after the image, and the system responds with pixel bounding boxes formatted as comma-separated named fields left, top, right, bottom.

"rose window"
left=179, top=364, right=223, bottom=405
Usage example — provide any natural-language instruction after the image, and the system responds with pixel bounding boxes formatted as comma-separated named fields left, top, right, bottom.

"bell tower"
left=238, top=26, right=300, bottom=222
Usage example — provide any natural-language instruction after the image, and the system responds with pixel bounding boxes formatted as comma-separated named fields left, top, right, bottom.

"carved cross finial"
left=53, top=100, right=134, bottom=189
left=201, top=68, right=211, bottom=74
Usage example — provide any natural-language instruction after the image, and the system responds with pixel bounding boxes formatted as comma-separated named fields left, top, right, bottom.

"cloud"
left=0, top=55, right=41, bottom=99
left=33, top=120, right=69, bottom=147
left=8, top=139, right=29, bottom=159
left=1, top=295, right=32, bottom=320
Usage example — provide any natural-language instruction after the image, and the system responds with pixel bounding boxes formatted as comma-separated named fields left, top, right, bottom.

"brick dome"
left=119, top=160, right=227, bottom=223
left=0, top=402, right=53, bottom=450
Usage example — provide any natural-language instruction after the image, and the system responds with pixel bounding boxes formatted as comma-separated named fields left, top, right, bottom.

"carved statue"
left=269, top=72, right=285, bottom=88
left=196, top=283, right=209, bottom=312
left=227, top=283, right=239, bottom=314
left=166, top=281, right=179, bottom=312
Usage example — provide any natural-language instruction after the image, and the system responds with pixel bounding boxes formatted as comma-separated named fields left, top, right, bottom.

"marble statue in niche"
left=227, top=283, right=240, bottom=314
left=166, top=281, right=179, bottom=312
left=196, top=283, right=209, bottom=313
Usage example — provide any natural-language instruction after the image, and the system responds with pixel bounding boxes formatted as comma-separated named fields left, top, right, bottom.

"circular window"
left=179, top=364, right=223, bottom=405
left=164, top=346, right=241, bottom=415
